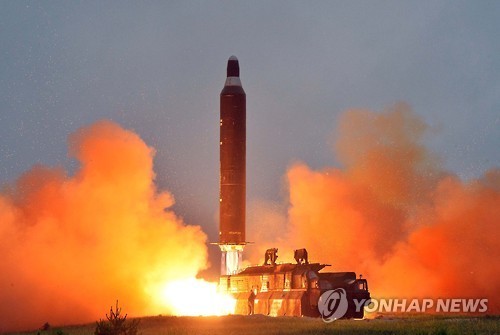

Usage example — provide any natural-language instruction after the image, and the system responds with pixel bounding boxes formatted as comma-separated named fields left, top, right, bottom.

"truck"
left=218, top=248, right=370, bottom=318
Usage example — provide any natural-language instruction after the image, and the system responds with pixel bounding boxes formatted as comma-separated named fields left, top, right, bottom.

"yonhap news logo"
left=318, top=288, right=349, bottom=322
left=363, top=298, right=489, bottom=313
left=318, top=292, right=489, bottom=323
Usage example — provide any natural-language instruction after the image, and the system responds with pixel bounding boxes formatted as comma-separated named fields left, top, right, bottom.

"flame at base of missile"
left=150, top=277, right=236, bottom=316
left=219, top=244, right=244, bottom=275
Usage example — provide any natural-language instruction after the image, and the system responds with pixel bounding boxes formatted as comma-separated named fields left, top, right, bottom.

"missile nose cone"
left=227, top=56, right=240, bottom=77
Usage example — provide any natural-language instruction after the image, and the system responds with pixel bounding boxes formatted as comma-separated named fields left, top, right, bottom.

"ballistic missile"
left=219, top=56, right=246, bottom=275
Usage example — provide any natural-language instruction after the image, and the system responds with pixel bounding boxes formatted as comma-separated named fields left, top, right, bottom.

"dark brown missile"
left=219, top=55, right=246, bottom=245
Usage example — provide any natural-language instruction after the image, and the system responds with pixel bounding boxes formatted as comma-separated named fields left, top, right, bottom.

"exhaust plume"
left=0, top=121, right=209, bottom=332
left=249, top=103, right=499, bottom=313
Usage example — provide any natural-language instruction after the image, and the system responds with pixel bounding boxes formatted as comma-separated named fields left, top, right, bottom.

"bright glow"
left=155, top=278, right=236, bottom=316
left=224, top=250, right=241, bottom=274
left=220, top=244, right=244, bottom=275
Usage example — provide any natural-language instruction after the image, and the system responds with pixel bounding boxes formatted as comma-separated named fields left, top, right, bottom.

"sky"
left=1, top=1, right=499, bottom=275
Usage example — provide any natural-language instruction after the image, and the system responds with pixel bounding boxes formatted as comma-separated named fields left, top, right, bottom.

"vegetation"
left=9, top=314, right=499, bottom=335
left=94, top=301, right=139, bottom=335
left=35, top=322, right=68, bottom=335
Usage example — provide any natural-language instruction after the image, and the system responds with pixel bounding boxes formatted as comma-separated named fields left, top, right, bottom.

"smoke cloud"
left=1, top=104, right=497, bottom=331
left=0, top=121, right=208, bottom=332
left=249, top=103, right=499, bottom=313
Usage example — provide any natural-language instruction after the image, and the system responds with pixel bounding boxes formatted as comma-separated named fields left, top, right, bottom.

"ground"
left=7, top=315, right=500, bottom=335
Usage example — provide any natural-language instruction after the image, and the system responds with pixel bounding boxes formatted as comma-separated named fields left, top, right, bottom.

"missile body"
left=219, top=56, right=246, bottom=275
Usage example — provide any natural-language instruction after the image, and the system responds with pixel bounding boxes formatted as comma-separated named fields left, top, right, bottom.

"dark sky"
left=1, top=1, right=499, bottom=260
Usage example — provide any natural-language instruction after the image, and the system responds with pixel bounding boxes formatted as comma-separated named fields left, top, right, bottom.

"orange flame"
left=248, top=103, right=500, bottom=313
left=151, top=278, right=236, bottom=316
left=0, top=121, right=213, bottom=332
